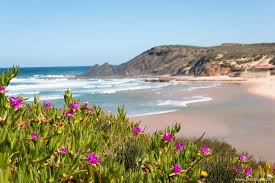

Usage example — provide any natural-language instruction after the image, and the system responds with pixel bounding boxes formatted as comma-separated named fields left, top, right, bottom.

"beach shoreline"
left=146, top=75, right=275, bottom=100
left=131, top=80, right=275, bottom=162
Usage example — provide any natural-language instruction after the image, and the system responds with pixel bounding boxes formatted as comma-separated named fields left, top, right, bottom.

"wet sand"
left=131, top=83, right=275, bottom=162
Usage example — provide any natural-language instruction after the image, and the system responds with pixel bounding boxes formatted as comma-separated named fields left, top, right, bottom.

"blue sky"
left=0, top=0, right=275, bottom=67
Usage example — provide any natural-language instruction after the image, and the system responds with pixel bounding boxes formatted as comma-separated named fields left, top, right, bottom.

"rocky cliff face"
left=80, top=43, right=275, bottom=78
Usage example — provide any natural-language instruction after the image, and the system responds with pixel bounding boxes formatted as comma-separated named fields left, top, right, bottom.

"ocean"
left=1, top=66, right=218, bottom=116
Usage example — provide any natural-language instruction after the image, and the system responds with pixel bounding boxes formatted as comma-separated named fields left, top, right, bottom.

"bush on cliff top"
left=0, top=67, right=274, bottom=183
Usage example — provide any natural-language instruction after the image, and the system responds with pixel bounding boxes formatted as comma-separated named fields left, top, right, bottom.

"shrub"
left=203, top=156, right=238, bottom=183
left=176, top=137, right=238, bottom=157
left=116, top=137, right=147, bottom=170
left=269, top=57, right=275, bottom=65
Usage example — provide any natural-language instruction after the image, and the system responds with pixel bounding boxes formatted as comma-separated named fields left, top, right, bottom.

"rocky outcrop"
left=80, top=63, right=121, bottom=77
left=201, top=63, right=231, bottom=76
left=79, top=43, right=275, bottom=78
left=189, top=57, right=210, bottom=76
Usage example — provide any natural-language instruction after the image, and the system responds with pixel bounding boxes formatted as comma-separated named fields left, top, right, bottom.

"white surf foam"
left=33, top=74, right=74, bottom=78
left=87, top=83, right=171, bottom=94
left=7, top=81, right=89, bottom=91
left=187, top=83, right=220, bottom=91
left=8, top=91, right=40, bottom=96
left=129, top=110, right=178, bottom=117
left=26, top=94, right=78, bottom=101
left=157, top=96, right=212, bottom=107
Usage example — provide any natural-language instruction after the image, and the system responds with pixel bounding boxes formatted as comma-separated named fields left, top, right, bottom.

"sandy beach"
left=131, top=78, right=275, bottom=162
left=246, top=77, right=275, bottom=99
left=147, top=75, right=275, bottom=99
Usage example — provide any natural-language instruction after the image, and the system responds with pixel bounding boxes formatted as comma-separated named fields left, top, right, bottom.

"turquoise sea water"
left=1, top=66, right=218, bottom=116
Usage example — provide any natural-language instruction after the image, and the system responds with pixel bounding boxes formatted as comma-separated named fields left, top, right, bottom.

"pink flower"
left=172, top=164, right=182, bottom=174
left=83, top=102, right=89, bottom=107
left=176, top=143, right=185, bottom=151
left=232, top=166, right=239, bottom=174
left=31, top=132, right=40, bottom=141
left=200, top=146, right=209, bottom=155
left=86, top=108, right=94, bottom=114
left=87, top=153, right=100, bottom=165
left=244, top=167, right=252, bottom=176
left=0, top=86, right=6, bottom=94
left=44, top=102, right=53, bottom=109
left=65, top=110, right=74, bottom=118
left=239, top=154, right=247, bottom=161
left=69, top=102, right=80, bottom=111
left=9, top=97, right=23, bottom=109
left=133, top=127, right=142, bottom=135
left=59, top=146, right=68, bottom=154
left=162, top=133, right=174, bottom=142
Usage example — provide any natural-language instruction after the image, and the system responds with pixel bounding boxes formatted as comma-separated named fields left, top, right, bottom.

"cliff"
left=80, top=43, right=275, bottom=77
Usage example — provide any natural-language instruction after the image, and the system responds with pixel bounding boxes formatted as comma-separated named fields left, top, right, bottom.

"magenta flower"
left=239, top=154, right=247, bottom=161
left=176, top=143, right=185, bottom=151
left=0, top=86, right=6, bottom=94
left=65, top=110, right=74, bottom=118
left=172, top=164, right=182, bottom=174
left=59, top=146, right=68, bottom=154
left=200, top=146, right=210, bottom=155
left=31, top=132, right=40, bottom=141
left=9, top=97, right=23, bottom=109
left=69, top=102, right=80, bottom=111
left=87, top=153, right=100, bottom=165
left=162, top=133, right=174, bottom=142
left=44, top=102, right=53, bottom=109
left=133, top=127, right=142, bottom=135
left=244, top=167, right=252, bottom=176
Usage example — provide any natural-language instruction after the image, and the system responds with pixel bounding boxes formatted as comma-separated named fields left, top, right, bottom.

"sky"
left=0, top=0, right=275, bottom=67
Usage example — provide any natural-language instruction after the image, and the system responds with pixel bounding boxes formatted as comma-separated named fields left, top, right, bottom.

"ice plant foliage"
left=162, top=133, right=174, bottom=142
left=0, top=67, right=274, bottom=182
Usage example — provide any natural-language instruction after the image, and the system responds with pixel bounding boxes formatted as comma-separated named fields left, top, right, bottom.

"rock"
left=189, top=57, right=210, bottom=76
left=79, top=63, right=121, bottom=77
left=201, top=63, right=231, bottom=76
